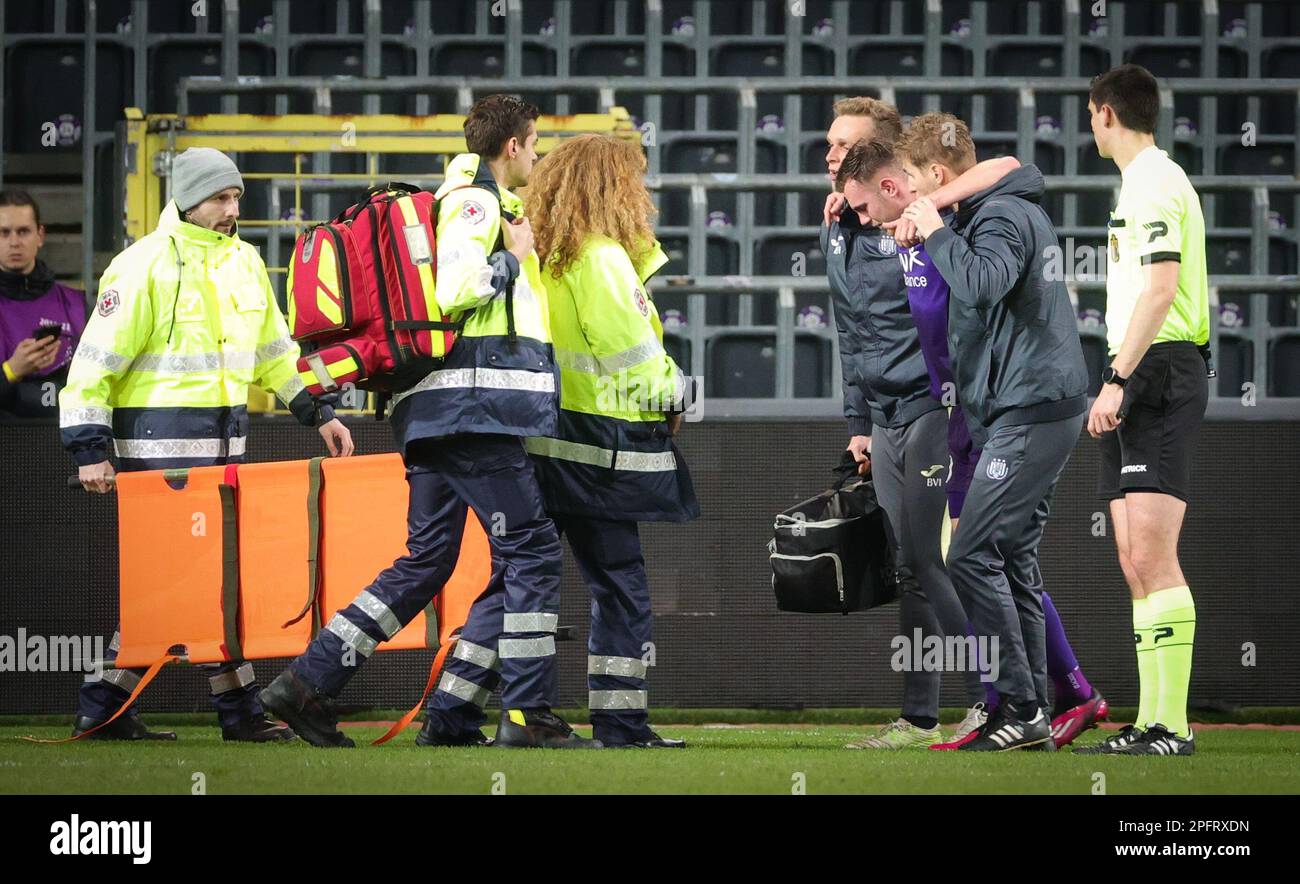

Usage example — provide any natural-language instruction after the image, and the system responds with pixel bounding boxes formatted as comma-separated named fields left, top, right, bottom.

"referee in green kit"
left=1078, top=64, right=1211, bottom=757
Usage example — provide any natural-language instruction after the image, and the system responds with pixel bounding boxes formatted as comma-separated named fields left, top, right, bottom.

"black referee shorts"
left=1098, top=341, right=1209, bottom=502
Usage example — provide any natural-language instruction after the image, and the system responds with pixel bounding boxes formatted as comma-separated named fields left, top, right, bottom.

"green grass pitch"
left=3, top=713, right=1298, bottom=795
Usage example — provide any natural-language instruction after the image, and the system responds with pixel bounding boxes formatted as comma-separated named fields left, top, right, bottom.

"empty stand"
left=3, top=0, right=1297, bottom=404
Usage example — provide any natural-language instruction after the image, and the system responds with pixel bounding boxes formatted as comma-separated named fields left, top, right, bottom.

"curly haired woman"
left=523, top=134, right=699, bottom=749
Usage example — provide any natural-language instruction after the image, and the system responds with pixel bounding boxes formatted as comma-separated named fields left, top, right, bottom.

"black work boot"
left=257, top=670, right=353, bottom=748
left=71, top=714, right=177, bottom=741
left=603, top=728, right=686, bottom=749
left=222, top=713, right=297, bottom=743
left=415, top=718, right=493, bottom=747
left=494, top=708, right=603, bottom=749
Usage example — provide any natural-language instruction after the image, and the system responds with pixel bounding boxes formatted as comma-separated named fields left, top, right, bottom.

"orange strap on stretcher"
left=22, top=653, right=179, bottom=743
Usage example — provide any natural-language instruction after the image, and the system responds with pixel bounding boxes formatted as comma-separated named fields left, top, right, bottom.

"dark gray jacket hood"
left=960, top=163, right=1047, bottom=214
left=925, top=163, right=1088, bottom=445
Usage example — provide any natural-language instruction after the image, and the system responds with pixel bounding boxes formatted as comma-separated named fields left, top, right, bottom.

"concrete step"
left=42, top=233, right=112, bottom=282
left=23, top=184, right=82, bottom=226
left=2, top=153, right=83, bottom=179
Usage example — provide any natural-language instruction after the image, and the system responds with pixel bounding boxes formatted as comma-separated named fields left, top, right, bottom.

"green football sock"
left=1133, top=596, right=1157, bottom=728
left=1148, top=585, right=1196, bottom=738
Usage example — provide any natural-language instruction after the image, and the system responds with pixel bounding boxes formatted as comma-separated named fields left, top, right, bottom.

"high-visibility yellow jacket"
left=525, top=235, right=699, bottom=522
left=59, top=201, right=330, bottom=470
left=388, top=152, right=558, bottom=447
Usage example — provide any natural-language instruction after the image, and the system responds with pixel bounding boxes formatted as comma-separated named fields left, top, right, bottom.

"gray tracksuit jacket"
left=823, top=211, right=941, bottom=436
left=925, top=165, right=1089, bottom=448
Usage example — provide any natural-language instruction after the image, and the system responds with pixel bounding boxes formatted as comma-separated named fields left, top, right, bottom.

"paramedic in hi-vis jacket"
left=518, top=135, right=696, bottom=748
left=262, top=95, right=599, bottom=749
left=59, top=148, right=354, bottom=742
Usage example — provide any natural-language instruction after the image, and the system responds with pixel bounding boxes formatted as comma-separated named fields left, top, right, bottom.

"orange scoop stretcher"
left=70, top=454, right=493, bottom=745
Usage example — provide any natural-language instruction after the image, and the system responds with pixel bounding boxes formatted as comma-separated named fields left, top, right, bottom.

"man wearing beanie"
left=59, top=147, right=355, bottom=742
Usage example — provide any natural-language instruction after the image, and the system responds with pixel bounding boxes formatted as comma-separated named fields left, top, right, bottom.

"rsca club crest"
left=878, top=235, right=897, bottom=255
left=986, top=457, right=1008, bottom=480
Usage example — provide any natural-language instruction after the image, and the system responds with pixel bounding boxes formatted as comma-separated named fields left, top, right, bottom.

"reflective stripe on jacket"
left=525, top=235, right=699, bottom=522
left=59, top=201, right=326, bottom=469
left=389, top=153, right=558, bottom=448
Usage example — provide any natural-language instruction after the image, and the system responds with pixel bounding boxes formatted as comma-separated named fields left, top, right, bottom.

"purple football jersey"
left=899, top=239, right=980, bottom=518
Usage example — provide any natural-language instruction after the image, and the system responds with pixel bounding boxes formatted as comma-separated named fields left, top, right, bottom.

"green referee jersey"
left=1104, top=145, right=1210, bottom=356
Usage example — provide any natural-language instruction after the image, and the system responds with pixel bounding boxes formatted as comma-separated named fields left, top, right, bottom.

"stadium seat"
left=802, top=139, right=833, bottom=176
left=1216, top=335, right=1253, bottom=398
left=801, top=94, right=837, bottom=136
left=1216, top=145, right=1294, bottom=228
left=846, top=0, right=902, bottom=35
left=892, top=92, right=972, bottom=125
left=646, top=234, right=738, bottom=324
left=653, top=287, right=689, bottom=314
left=708, top=334, right=777, bottom=398
left=151, top=43, right=274, bottom=114
left=1123, top=3, right=1202, bottom=36
left=710, top=44, right=783, bottom=77
left=4, top=1, right=54, bottom=31
left=287, top=43, right=417, bottom=114
left=657, top=238, right=690, bottom=277
left=5, top=44, right=130, bottom=152
left=756, top=237, right=826, bottom=278
left=989, top=45, right=1066, bottom=77
left=569, top=43, right=692, bottom=127
left=432, top=42, right=553, bottom=78
left=702, top=41, right=821, bottom=131
left=569, top=0, right=644, bottom=35
left=64, top=0, right=132, bottom=32
left=1207, top=238, right=1252, bottom=275
left=1080, top=333, right=1108, bottom=397
left=712, top=44, right=833, bottom=78
left=1263, top=47, right=1300, bottom=134
left=986, top=45, right=1107, bottom=133
left=1075, top=145, right=1122, bottom=223
left=574, top=43, right=648, bottom=76
left=1171, top=142, right=1203, bottom=177
left=1261, top=1, right=1300, bottom=33
left=660, top=139, right=737, bottom=224
left=1127, top=46, right=1214, bottom=78
left=1270, top=334, right=1300, bottom=397
left=794, top=334, right=833, bottom=398
left=1270, top=239, right=1298, bottom=278
left=377, top=0, right=417, bottom=34
left=139, top=1, right=205, bottom=33
left=752, top=291, right=832, bottom=328
left=377, top=153, right=442, bottom=177
left=288, top=1, right=361, bottom=34
left=984, top=2, right=1065, bottom=33
left=849, top=43, right=970, bottom=79
left=235, top=0, right=276, bottom=33
left=698, top=1, right=770, bottom=35
left=664, top=334, right=691, bottom=375
left=91, top=140, right=118, bottom=252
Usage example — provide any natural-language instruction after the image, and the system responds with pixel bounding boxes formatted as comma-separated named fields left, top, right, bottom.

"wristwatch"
left=1101, top=366, right=1128, bottom=387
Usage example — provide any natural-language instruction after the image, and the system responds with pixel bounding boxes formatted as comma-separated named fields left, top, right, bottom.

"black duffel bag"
left=768, top=452, right=899, bottom=614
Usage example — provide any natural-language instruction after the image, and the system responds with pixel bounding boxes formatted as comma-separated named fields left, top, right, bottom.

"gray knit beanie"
left=171, top=148, right=244, bottom=212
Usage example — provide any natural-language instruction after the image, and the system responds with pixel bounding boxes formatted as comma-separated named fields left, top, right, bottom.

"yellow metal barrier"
left=122, top=107, right=638, bottom=413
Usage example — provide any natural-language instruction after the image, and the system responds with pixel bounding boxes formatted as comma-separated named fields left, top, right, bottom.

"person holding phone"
left=0, top=189, right=87, bottom=419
